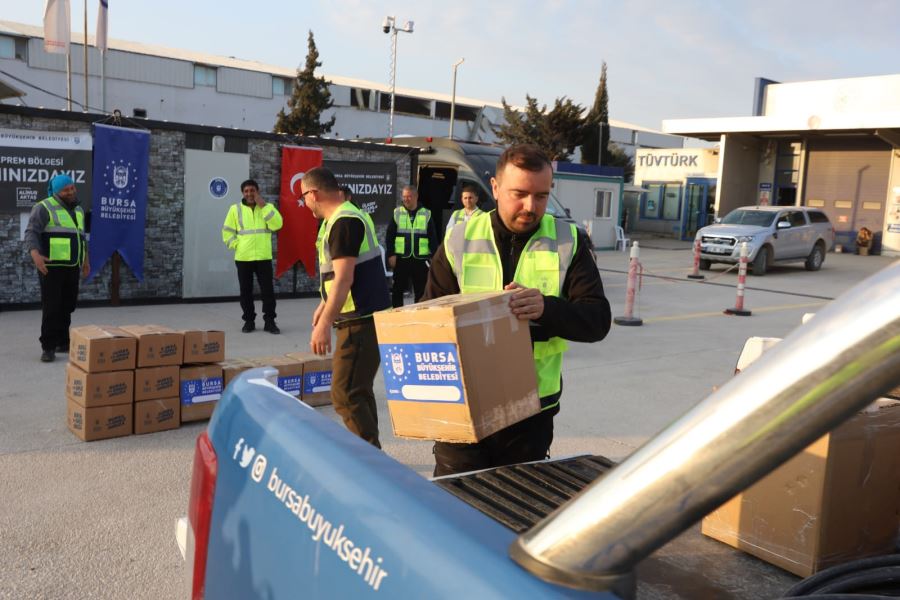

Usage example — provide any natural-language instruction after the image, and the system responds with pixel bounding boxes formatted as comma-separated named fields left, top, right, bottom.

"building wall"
left=884, top=154, right=900, bottom=255
left=764, top=74, right=900, bottom=117
left=0, top=105, right=413, bottom=307
left=716, top=134, right=762, bottom=216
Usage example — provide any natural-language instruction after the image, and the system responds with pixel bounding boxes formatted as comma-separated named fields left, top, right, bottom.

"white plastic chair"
left=379, top=245, right=393, bottom=277
left=615, top=226, right=630, bottom=252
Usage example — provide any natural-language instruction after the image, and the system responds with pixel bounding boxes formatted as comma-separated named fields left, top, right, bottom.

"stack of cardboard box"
left=178, top=329, right=226, bottom=424
left=66, top=326, right=138, bottom=441
left=120, top=325, right=186, bottom=434
left=219, top=353, right=333, bottom=408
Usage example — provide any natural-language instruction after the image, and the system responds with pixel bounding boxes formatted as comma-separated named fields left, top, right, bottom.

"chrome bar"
left=511, top=261, right=900, bottom=591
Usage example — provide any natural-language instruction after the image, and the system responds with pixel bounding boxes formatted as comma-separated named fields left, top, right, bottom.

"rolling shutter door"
left=804, top=138, right=889, bottom=233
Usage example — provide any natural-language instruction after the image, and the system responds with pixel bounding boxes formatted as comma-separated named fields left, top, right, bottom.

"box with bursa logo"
left=120, top=324, right=184, bottom=367
left=373, top=291, right=539, bottom=443
left=285, top=352, right=332, bottom=407
left=246, top=356, right=304, bottom=399
left=179, top=364, right=223, bottom=423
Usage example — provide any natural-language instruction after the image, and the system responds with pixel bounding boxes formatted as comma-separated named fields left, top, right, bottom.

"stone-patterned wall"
left=1, top=107, right=412, bottom=307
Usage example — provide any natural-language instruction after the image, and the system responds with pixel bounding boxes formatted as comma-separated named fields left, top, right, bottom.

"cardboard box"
left=180, top=364, right=223, bottom=423
left=247, top=356, right=304, bottom=399
left=134, top=397, right=180, bottom=435
left=373, top=291, right=539, bottom=443
left=65, top=362, right=133, bottom=407
left=701, top=337, right=900, bottom=577
left=120, top=325, right=184, bottom=367
left=219, top=358, right=257, bottom=388
left=69, top=325, right=137, bottom=373
left=67, top=397, right=132, bottom=441
left=285, top=352, right=333, bottom=407
left=134, top=365, right=180, bottom=401
left=181, top=329, right=226, bottom=364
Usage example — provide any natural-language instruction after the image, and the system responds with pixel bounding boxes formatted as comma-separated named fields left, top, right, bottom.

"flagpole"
left=83, top=0, right=88, bottom=111
left=101, top=50, right=106, bottom=112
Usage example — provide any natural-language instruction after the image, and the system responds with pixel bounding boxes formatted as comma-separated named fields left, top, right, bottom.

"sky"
left=3, top=0, right=899, bottom=131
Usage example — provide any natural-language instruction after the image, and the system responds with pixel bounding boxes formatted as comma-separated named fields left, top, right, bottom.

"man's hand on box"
left=505, top=282, right=544, bottom=321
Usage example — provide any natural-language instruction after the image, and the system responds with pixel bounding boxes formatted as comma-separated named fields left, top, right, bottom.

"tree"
left=494, top=95, right=586, bottom=161
left=274, top=31, right=335, bottom=136
left=582, top=61, right=611, bottom=166
left=606, top=143, right=634, bottom=182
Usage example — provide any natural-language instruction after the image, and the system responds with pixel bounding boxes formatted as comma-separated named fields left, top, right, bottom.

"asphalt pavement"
left=0, top=245, right=895, bottom=599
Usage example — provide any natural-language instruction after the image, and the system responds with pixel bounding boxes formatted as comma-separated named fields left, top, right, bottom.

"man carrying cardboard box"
left=422, top=144, right=611, bottom=476
left=301, top=167, right=391, bottom=448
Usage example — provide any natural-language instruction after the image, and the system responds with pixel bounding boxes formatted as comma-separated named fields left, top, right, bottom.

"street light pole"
left=449, top=57, right=464, bottom=139
left=382, top=16, right=414, bottom=139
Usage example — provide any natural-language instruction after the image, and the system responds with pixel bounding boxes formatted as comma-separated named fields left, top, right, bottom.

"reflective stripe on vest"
left=42, top=196, right=85, bottom=267
left=445, top=211, right=577, bottom=401
left=319, top=202, right=383, bottom=315
left=235, top=202, right=271, bottom=235
left=393, top=207, right=431, bottom=258
left=444, top=208, right=484, bottom=241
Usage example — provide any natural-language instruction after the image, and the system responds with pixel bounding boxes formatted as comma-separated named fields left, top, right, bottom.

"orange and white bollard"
left=687, top=238, right=705, bottom=280
left=724, top=242, right=752, bottom=316
left=614, top=241, right=643, bottom=326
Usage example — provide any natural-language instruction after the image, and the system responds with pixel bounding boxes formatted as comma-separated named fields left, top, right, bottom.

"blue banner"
left=88, top=123, right=150, bottom=281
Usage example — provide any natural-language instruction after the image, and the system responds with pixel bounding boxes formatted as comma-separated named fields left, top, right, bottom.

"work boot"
left=264, top=321, right=280, bottom=335
left=242, top=321, right=255, bottom=333
left=40, top=349, right=55, bottom=363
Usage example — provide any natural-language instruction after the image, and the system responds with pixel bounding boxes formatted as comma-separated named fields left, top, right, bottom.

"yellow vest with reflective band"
left=318, top=202, right=388, bottom=320
left=444, top=207, right=484, bottom=240
left=393, top=206, right=431, bottom=259
left=222, top=201, right=282, bottom=261
left=445, top=211, right=577, bottom=404
left=40, top=196, right=85, bottom=268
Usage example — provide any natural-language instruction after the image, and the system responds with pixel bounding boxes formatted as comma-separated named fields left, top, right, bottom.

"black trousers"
left=391, top=257, right=429, bottom=307
left=433, top=408, right=556, bottom=477
left=235, top=260, right=276, bottom=323
left=331, top=318, right=381, bottom=448
left=39, top=266, right=80, bottom=352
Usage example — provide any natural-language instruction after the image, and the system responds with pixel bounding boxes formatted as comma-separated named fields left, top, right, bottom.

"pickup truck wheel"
left=805, top=243, right=825, bottom=271
left=699, top=259, right=711, bottom=271
left=751, top=246, right=770, bottom=276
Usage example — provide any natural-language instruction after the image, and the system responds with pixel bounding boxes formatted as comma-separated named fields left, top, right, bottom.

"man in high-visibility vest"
left=384, top=185, right=438, bottom=307
left=24, top=174, right=90, bottom=363
left=303, top=168, right=391, bottom=447
left=422, top=144, right=612, bottom=476
left=444, top=183, right=483, bottom=238
left=222, top=179, right=283, bottom=334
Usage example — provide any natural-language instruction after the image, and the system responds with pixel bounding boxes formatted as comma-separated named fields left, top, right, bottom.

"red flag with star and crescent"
left=276, top=145, right=322, bottom=278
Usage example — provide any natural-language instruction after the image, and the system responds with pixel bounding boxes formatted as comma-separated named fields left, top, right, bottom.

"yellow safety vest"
left=444, top=207, right=484, bottom=241
left=40, top=196, right=85, bottom=268
left=222, top=201, right=282, bottom=261
left=318, top=202, right=390, bottom=321
left=393, top=207, right=431, bottom=259
left=445, top=211, right=577, bottom=404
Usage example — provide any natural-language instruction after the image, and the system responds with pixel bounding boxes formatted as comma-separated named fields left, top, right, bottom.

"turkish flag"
left=276, top=146, right=322, bottom=278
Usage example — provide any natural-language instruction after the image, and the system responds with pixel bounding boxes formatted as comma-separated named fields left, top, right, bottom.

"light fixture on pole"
left=382, top=16, right=414, bottom=139
left=448, top=57, right=464, bottom=139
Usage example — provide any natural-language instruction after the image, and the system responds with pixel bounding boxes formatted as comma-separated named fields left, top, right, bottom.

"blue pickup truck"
left=177, top=262, right=899, bottom=599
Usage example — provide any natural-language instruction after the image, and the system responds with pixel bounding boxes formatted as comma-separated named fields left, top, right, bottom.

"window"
left=0, top=35, right=26, bottom=60
left=379, top=94, right=431, bottom=117
left=272, top=77, right=285, bottom=96
left=643, top=183, right=681, bottom=220
left=350, top=88, right=372, bottom=109
left=595, top=190, right=612, bottom=218
left=807, top=211, right=830, bottom=224
left=194, top=65, right=217, bottom=87
left=789, top=211, right=807, bottom=227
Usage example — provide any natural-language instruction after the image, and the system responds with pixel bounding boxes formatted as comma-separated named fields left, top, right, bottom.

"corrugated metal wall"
left=216, top=67, right=272, bottom=98
left=28, top=39, right=193, bottom=88
left=804, top=138, right=890, bottom=233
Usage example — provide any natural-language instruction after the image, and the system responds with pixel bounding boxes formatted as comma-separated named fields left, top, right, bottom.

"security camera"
left=382, top=16, right=392, bottom=34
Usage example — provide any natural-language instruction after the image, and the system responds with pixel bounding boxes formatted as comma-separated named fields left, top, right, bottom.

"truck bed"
left=435, top=456, right=799, bottom=599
